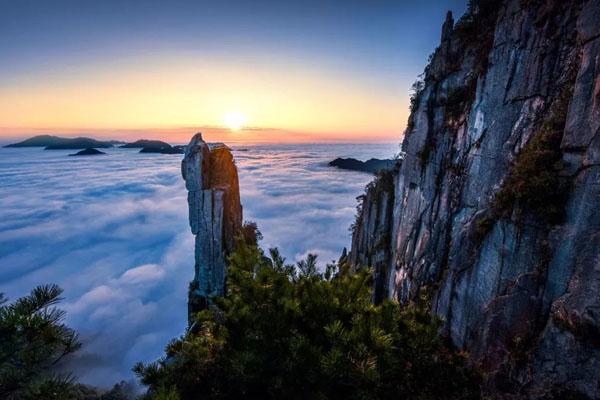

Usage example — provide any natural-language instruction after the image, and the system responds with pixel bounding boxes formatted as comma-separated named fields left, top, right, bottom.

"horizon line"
left=0, top=125, right=404, bottom=144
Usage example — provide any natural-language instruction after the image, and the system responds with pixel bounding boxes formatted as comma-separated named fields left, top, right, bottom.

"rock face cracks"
left=349, top=1, right=600, bottom=397
left=181, top=133, right=242, bottom=323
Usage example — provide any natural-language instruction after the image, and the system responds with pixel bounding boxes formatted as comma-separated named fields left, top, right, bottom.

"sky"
left=0, top=0, right=467, bottom=143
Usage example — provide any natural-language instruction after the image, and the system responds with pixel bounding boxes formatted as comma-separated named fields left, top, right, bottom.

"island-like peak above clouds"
left=4, top=135, right=122, bottom=149
left=329, top=157, right=397, bottom=174
left=69, top=148, right=106, bottom=156
left=3, top=135, right=217, bottom=155
left=120, top=139, right=171, bottom=149
left=121, top=139, right=185, bottom=154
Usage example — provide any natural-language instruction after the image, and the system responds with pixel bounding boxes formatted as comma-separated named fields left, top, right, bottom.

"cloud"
left=120, top=264, right=165, bottom=284
left=0, top=142, right=396, bottom=387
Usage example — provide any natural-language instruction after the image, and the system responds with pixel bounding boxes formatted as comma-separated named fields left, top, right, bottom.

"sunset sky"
left=0, top=0, right=466, bottom=143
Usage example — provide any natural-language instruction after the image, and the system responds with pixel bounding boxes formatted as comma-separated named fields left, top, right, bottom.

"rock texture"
left=181, top=133, right=242, bottom=323
left=349, top=1, right=600, bottom=397
left=349, top=169, right=397, bottom=304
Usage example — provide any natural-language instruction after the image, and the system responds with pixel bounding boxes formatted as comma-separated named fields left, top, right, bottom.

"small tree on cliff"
left=134, top=225, right=481, bottom=400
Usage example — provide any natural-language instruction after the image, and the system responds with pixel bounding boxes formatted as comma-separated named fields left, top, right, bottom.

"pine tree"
left=135, top=224, right=481, bottom=400
left=0, top=284, right=81, bottom=399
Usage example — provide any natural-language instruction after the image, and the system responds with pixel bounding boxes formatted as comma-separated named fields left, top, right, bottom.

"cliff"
left=349, top=1, right=600, bottom=397
left=181, top=133, right=243, bottom=323
left=349, top=169, right=396, bottom=304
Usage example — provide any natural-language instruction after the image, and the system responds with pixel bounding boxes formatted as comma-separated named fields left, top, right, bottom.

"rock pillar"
left=181, top=133, right=242, bottom=324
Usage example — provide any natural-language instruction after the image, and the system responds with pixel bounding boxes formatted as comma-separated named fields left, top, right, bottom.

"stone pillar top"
left=441, top=11, right=454, bottom=42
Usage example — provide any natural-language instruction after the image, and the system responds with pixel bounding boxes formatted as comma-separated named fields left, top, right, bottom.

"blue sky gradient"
left=0, top=0, right=467, bottom=140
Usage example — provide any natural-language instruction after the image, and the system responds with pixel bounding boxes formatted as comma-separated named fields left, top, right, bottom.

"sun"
left=223, top=112, right=247, bottom=131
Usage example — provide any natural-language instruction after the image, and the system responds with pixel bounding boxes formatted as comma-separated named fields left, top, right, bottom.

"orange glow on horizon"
left=0, top=56, right=407, bottom=143
left=0, top=125, right=401, bottom=145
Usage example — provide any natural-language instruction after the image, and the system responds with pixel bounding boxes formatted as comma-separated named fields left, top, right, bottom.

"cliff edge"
left=350, top=1, right=600, bottom=397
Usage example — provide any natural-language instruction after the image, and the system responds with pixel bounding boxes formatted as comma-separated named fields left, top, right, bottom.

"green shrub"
left=444, top=80, right=477, bottom=122
left=407, top=78, right=425, bottom=133
left=409, top=79, right=425, bottom=115
left=453, top=0, right=501, bottom=76
left=135, top=235, right=481, bottom=400
left=473, top=215, right=496, bottom=246
left=0, top=285, right=81, bottom=400
left=418, top=148, right=429, bottom=165
left=493, top=95, right=570, bottom=225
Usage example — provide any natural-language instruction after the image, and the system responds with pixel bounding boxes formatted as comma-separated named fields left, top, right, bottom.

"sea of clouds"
left=0, top=141, right=396, bottom=387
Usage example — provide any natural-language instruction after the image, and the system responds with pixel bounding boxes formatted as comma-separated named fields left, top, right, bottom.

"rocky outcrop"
left=181, top=133, right=242, bottom=323
left=349, top=1, right=600, bottom=397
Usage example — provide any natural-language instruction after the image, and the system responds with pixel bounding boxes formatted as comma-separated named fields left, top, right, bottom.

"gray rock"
left=181, top=133, right=242, bottom=324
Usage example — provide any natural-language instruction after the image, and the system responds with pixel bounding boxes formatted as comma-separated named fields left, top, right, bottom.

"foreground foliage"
left=135, top=228, right=481, bottom=400
left=0, top=284, right=81, bottom=399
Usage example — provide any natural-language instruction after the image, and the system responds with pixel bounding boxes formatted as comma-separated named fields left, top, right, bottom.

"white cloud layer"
left=0, top=142, right=395, bottom=387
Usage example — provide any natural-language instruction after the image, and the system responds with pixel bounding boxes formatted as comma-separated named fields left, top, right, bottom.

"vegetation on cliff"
left=134, top=225, right=481, bottom=400
left=493, top=90, right=572, bottom=225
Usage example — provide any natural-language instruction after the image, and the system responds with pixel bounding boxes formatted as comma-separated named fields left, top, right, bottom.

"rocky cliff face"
left=181, top=133, right=242, bottom=323
left=349, top=168, right=397, bottom=304
left=349, top=1, right=600, bottom=397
